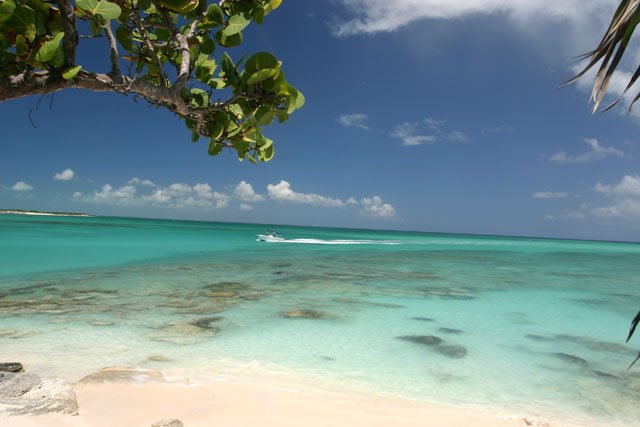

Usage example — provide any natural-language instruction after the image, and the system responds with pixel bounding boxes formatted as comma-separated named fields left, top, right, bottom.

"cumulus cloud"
left=264, top=180, right=398, bottom=219
left=533, top=191, right=569, bottom=199
left=361, top=196, right=396, bottom=218
left=591, top=175, right=640, bottom=217
left=12, top=181, right=34, bottom=192
left=239, top=203, right=254, bottom=211
left=267, top=180, right=345, bottom=207
left=79, top=179, right=229, bottom=210
left=234, top=181, right=265, bottom=202
left=550, top=138, right=623, bottom=164
left=338, top=113, right=370, bottom=130
left=53, top=168, right=75, bottom=181
left=331, top=0, right=617, bottom=38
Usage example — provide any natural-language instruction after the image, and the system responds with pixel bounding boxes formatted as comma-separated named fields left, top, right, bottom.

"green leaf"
left=89, top=19, right=101, bottom=36
left=215, top=30, right=242, bottom=48
left=209, top=78, right=226, bottom=89
left=0, top=0, right=16, bottom=25
left=255, top=106, right=275, bottom=125
left=259, top=144, right=274, bottom=162
left=15, top=35, right=27, bottom=57
left=116, top=26, right=133, bottom=51
left=156, top=28, right=171, bottom=41
left=275, top=110, right=288, bottom=123
left=189, top=87, right=209, bottom=108
left=5, top=3, right=37, bottom=41
left=76, top=0, right=122, bottom=20
left=259, top=137, right=273, bottom=151
left=222, top=14, right=250, bottom=37
left=245, top=52, right=278, bottom=74
left=35, top=32, right=64, bottom=63
left=191, top=132, right=200, bottom=142
left=62, top=65, right=82, bottom=80
left=208, top=140, right=223, bottom=156
left=265, top=0, right=282, bottom=15
left=206, top=4, right=224, bottom=24
left=210, top=120, right=224, bottom=140
left=200, top=36, right=215, bottom=55
left=247, top=68, right=279, bottom=85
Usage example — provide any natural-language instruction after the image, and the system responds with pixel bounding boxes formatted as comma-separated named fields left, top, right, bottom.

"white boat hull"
left=257, top=234, right=285, bottom=242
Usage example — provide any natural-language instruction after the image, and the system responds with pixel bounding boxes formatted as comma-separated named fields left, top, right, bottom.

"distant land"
left=0, top=209, right=92, bottom=217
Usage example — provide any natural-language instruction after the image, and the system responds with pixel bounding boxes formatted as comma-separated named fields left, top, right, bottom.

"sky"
left=2, top=0, right=640, bottom=241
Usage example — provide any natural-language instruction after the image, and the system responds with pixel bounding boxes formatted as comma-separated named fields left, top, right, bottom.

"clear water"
left=1, top=214, right=640, bottom=426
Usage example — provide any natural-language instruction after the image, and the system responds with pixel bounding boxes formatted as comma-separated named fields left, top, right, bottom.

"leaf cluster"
left=0, top=0, right=302, bottom=163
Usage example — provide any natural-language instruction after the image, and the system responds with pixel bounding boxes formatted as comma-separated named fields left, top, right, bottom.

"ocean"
left=1, top=214, right=639, bottom=426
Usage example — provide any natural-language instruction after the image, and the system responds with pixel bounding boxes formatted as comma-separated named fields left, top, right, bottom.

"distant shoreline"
left=0, top=209, right=92, bottom=218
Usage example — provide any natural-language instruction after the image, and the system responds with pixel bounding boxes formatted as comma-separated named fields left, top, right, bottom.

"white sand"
left=1, top=374, right=540, bottom=427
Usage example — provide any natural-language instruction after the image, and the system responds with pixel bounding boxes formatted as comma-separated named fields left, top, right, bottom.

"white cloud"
left=533, top=191, right=569, bottom=199
left=391, top=119, right=466, bottom=146
left=239, top=203, right=254, bottom=211
left=591, top=175, right=640, bottom=218
left=346, top=197, right=358, bottom=205
left=267, top=180, right=345, bottom=207
left=404, top=135, right=436, bottom=146
left=332, top=0, right=617, bottom=39
left=550, top=138, right=623, bottom=164
left=234, top=181, right=265, bottom=202
left=12, top=181, right=33, bottom=192
left=391, top=122, right=434, bottom=146
left=338, top=113, right=370, bottom=130
left=53, top=168, right=75, bottom=181
left=424, top=117, right=446, bottom=130
left=80, top=179, right=229, bottom=210
left=482, top=125, right=517, bottom=133
left=361, top=196, right=396, bottom=218
left=128, top=177, right=156, bottom=187
left=447, top=131, right=468, bottom=142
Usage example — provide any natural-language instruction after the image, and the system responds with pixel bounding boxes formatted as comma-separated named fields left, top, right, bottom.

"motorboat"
left=256, top=230, right=285, bottom=242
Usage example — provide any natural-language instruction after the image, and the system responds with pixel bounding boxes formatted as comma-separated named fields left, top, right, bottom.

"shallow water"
left=1, top=215, right=640, bottom=426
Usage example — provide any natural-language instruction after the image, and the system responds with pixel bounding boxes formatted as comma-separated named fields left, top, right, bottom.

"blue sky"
left=2, top=0, right=640, bottom=241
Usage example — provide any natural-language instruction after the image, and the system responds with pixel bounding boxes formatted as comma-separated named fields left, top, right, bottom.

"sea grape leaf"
left=206, top=4, right=224, bottom=24
left=0, top=0, right=16, bottom=25
left=215, top=30, right=242, bottom=47
left=34, top=32, right=64, bottom=63
left=76, top=0, right=122, bottom=20
left=116, top=26, right=133, bottom=51
left=62, top=65, right=82, bottom=80
left=222, top=14, right=250, bottom=37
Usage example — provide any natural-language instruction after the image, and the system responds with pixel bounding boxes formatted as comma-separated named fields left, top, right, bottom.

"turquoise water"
left=1, top=214, right=640, bottom=425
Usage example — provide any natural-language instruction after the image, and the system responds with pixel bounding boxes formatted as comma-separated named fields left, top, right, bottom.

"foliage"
left=0, top=0, right=303, bottom=163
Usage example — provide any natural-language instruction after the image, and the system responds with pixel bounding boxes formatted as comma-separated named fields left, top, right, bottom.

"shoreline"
left=1, top=366, right=554, bottom=427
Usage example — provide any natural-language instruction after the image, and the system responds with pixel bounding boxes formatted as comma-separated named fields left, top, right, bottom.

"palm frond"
left=627, top=309, right=640, bottom=342
left=563, top=0, right=640, bottom=112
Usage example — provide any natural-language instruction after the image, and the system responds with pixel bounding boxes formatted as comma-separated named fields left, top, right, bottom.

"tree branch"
left=132, top=11, right=168, bottom=86
left=174, top=23, right=197, bottom=88
left=154, top=4, right=199, bottom=89
left=55, top=0, right=78, bottom=67
left=102, top=22, right=122, bottom=80
left=0, top=71, right=250, bottom=121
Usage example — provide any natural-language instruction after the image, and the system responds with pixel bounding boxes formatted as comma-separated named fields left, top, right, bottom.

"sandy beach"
left=1, top=372, right=536, bottom=427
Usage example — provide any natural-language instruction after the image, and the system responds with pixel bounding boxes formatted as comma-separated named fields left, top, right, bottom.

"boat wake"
left=258, top=238, right=401, bottom=245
